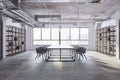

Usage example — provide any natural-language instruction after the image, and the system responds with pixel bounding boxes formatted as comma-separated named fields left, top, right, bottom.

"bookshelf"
left=6, top=26, right=26, bottom=56
left=96, top=26, right=116, bottom=56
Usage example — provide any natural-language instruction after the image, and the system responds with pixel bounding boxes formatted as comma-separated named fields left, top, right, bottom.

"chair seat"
left=35, top=46, right=49, bottom=61
left=74, top=47, right=87, bottom=60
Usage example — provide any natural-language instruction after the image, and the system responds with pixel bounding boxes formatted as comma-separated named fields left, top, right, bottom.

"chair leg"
left=46, top=52, right=49, bottom=59
left=77, top=54, right=79, bottom=59
left=83, top=54, right=87, bottom=60
left=35, top=54, right=41, bottom=60
left=44, top=53, right=47, bottom=60
left=38, top=54, right=41, bottom=58
left=42, top=54, right=44, bottom=60
left=35, top=54, right=39, bottom=60
left=43, top=53, right=46, bottom=60
left=75, top=53, right=77, bottom=59
left=47, top=51, right=50, bottom=59
left=77, top=54, right=79, bottom=60
left=35, top=54, right=40, bottom=60
left=78, top=54, right=81, bottom=60
left=73, top=53, right=76, bottom=59
left=81, top=53, right=84, bottom=59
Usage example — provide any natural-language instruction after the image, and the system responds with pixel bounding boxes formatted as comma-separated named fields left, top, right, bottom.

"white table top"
left=48, top=45, right=74, bottom=49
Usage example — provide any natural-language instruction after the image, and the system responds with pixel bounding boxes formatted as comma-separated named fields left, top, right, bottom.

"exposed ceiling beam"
left=38, top=19, right=106, bottom=24
left=22, top=0, right=103, bottom=3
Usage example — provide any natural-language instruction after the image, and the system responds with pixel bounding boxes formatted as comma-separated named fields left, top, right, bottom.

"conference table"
left=46, top=45, right=75, bottom=62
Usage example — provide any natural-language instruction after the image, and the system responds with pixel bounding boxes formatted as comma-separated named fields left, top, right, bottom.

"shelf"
left=6, top=40, right=13, bottom=41
left=96, top=26, right=116, bottom=56
left=6, top=26, right=26, bottom=56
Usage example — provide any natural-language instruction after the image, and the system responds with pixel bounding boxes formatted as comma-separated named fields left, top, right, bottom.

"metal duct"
left=1, top=0, right=42, bottom=27
left=2, top=0, right=18, bottom=9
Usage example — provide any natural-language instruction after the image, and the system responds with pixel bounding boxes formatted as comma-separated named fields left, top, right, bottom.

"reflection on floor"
left=0, top=51, right=120, bottom=80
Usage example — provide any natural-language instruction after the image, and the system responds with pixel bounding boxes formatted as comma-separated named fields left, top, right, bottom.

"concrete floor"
left=0, top=51, right=120, bottom=80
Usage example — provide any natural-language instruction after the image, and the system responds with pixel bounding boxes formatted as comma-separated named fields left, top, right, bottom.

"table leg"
left=60, top=48, right=61, bottom=61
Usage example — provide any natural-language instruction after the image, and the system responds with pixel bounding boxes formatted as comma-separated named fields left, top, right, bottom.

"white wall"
left=26, top=22, right=96, bottom=51
left=1, top=16, right=25, bottom=58
left=89, top=23, right=96, bottom=50
left=98, top=10, right=120, bottom=60
left=6, top=18, right=21, bottom=28
left=26, top=25, right=33, bottom=50
left=111, top=10, right=120, bottom=59
left=101, top=19, right=116, bottom=28
left=1, top=16, right=7, bottom=58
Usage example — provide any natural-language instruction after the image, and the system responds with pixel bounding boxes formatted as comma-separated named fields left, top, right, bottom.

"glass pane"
left=42, top=28, right=50, bottom=40
left=33, top=41, right=58, bottom=45
left=61, top=41, right=71, bottom=45
left=61, top=28, right=69, bottom=40
left=70, top=41, right=88, bottom=45
left=51, top=28, right=59, bottom=40
left=33, top=28, right=41, bottom=40
left=80, top=28, right=89, bottom=40
left=61, top=41, right=88, bottom=45
left=71, top=28, right=79, bottom=40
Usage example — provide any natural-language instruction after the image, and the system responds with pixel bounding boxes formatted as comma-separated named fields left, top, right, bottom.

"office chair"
left=74, top=47, right=87, bottom=60
left=35, top=47, right=48, bottom=60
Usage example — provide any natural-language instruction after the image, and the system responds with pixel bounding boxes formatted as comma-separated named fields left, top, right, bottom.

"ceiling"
left=20, top=0, right=120, bottom=23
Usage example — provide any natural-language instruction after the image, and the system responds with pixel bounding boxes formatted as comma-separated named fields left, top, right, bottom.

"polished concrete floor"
left=0, top=51, right=120, bottom=80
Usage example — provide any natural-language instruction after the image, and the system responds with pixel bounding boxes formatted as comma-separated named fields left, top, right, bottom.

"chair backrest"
left=43, top=45, right=50, bottom=47
left=42, top=47, right=48, bottom=52
left=36, top=47, right=45, bottom=54
left=42, top=45, right=49, bottom=52
left=75, top=47, right=86, bottom=53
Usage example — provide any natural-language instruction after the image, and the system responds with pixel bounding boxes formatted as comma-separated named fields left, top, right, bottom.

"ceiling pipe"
left=1, top=0, right=42, bottom=27
left=1, top=8, right=35, bottom=27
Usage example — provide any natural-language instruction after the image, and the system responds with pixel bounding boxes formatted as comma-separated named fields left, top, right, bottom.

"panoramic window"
left=42, top=28, right=50, bottom=40
left=33, top=27, right=89, bottom=45
left=51, top=28, right=59, bottom=40
left=61, top=28, right=69, bottom=40
left=80, top=28, right=89, bottom=40
left=33, top=28, right=41, bottom=40
left=71, top=28, right=79, bottom=40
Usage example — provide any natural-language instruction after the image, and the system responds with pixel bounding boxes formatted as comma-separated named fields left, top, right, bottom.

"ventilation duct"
left=1, top=0, right=42, bottom=27
left=2, top=0, right=19, bottom=10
